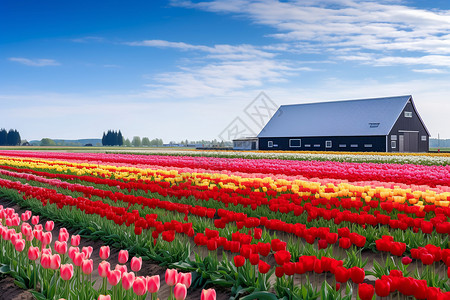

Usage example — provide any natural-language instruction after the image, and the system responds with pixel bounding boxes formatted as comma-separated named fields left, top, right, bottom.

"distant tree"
left=102, top=130, right=123, bottom=146
left=124, top=138, right=131, bottom=147
left=118, top=131, right=124, bottom=146
left=40, top=138, right=56, bottom=146
left=142, top=137, right=151, bottom=147
left=7, top=129, right=21, bottom=146
left=0, top=129, right=7, bottom=146
left=132, top=136, right=141, bottom=147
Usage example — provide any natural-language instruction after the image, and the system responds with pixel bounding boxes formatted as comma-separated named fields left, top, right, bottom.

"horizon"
left=2, top=0, right=450, bottom=141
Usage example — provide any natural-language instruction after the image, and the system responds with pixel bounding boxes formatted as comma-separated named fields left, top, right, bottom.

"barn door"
left=406, top=132, right=419, bottom=152
left=399, top=135, right=404, bottom=152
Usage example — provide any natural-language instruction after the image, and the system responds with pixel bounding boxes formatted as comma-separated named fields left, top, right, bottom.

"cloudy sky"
left=1, top=0, right=450, bottom=142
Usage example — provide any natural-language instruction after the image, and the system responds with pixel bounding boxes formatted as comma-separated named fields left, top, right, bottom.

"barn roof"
left=258, top=95, right=425, bottom=138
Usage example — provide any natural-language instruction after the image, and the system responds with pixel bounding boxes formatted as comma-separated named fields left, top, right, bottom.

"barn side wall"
left=258, top=136, right=386, bottom=152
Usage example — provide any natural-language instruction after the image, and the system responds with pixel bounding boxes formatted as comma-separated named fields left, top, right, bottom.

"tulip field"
left=0, top=150, right=449, bottom=299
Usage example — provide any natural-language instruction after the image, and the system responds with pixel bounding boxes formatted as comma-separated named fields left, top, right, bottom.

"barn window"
left=314, top=144, right=320, bottom=147
left=304, top=144, right=311, bottom=147
left=404, top=111, right=412, bottom=118
left=364, top=144, right=373, bottom=148
left=421, top=135, right=427, bottom=141
left=350, top=144, right=358, bottom=148
left=289, top=139, right=301, bottom=147
left=339, top=144, right=346, bottom=148
left=391, top=141, right=396, bottom=148
left=325, top=141, right=332, bottom=148
left=391, top=135, right=397, bottom=141
left=268, top=141, right=273, bottom=148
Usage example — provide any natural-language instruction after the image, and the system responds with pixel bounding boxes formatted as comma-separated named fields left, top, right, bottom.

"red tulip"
left=233, top=255, right=245, bottom=268
left=338, top=237, right=351, bottom=249
left=165, top=268, right=178, bottom=286
left=201, top=288, right=216, bottom=300
left=274, top=250, right=291, bottom=265
left=131, top=256, right=142, bottom=272
left=258, top=260, right=271, bottom=274
left=318, top=239, right=328, bottom=250
left=133, top=276, right=147, bottom=296
left=335, top=266, right=350, bottom=283
left=28, top=246, right=40, bottom=261
left=60, top=264, right=74, bottom=281
left=375, top=279, right=390, bottom=297
left=249, top=253, right=260, bottom=266
left=401, top=256, right=412, bottom=265
left=82, top=259, right=93, bottom=275
left=99, top=246, right=110, bottom=260
left=174, top=283, right=187, bottom=300
left=358, top=283, right=374, bottom=300
left=335, top=283, right=341, bottom=291
left=325, top=232, right=338, bottom=244
left=118, top=250, right=129, bottom=264
left=275, top=266, right=284, bottom=277
left=147, top=275, right=160, bottom=293
left=254, top=228, right=262, bottom=239
left=350, top=267, right=365, bottom=284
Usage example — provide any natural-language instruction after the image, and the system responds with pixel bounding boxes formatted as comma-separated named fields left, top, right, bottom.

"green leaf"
left=13, top=280, right=27, bottom=290
left=30, top=291, right=47, bottom=300
left=240, top=291, right=278, bottom=300
left=0, top=265, right=11, bottom=274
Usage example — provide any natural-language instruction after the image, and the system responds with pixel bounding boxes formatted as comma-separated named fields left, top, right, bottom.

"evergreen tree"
left=118, top=131, right=123, bottom=146
left=0, top=129, right=7, bottom=146
left=6, top=129, right=20, bottom=146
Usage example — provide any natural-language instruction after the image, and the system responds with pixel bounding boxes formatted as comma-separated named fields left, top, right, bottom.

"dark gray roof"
left=258, top=95, right=418, bottom=138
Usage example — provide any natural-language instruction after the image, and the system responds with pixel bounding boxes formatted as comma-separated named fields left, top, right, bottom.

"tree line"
left=102, top=130, right=123, bottom=146
left=0, top=129, right=21, bottom=146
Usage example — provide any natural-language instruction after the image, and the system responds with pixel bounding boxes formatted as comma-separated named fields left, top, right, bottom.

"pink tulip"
left=34, top=224, right=43, bottom=231
left=98, top=261, right=110, bottom=278
left=50, top=254, right=61, bottom=270
left=165, top=268, right=178, bottom=286
left=42, top=248, right=52, bottom=256
left=201, top=288, right=217, bottom=300
left=107, top=269, right=121, bottom=286
left=147, top=275, right=160, bottom=293
left=42, top=231, right=52, bottom=246
left=131, top=256, right=142, bottom=272
left=115, top=264, right=127, bottom=276
left=68, top=246, right=79, bottom=260
left=71, top=235, right=80, bottom=246
left=33, top=229, right=42, bottom=241
left=82, top=246, right=93, bottom=259
left=132, top=276, right=147, bottom=296
left=11, top=233, right=20, bottom=245
left=58, top=228, right=69, bottom=242
left=31, top=215, right=39, bottom=225
left=99, top=246, right=110, bottom=260
left=26, top=233, right=34, bottom=242
left=98, top=295, right=111, bottom=300
left=60, top=264, right=74, bottom=281
left=45, top=221, right=54, bottom=232
left=82, top=259, right=93, bottom=275
left=73, top=252, right=85, bottom=267
left=21, top=223, right=32, bottom=237
left=21, top=211, right=31, bottom=222
left=118, top=250, right=128, bottom=264
left=41, top=254, right=51, bottom=269
left=28, top=246, right=40, bottom=261
left=121, top=271, right=135, bottom=290
left=174, top=283, right=187, bottom=300
left=15, top=239, right=25, bottom=252
left=177, top=272, right=192, bottom=288
left=55, top=241, right=68, bottom=255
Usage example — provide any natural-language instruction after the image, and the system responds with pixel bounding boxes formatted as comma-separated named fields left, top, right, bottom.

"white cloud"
left=173, top=0, right=450, bottom=67
left=9, top=57, right=60, bottom=67
left=412, top=68, right=448, bottom=74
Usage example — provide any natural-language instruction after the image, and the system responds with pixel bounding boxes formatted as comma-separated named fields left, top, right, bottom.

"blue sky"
left=1, top=0, right=450, bottom=142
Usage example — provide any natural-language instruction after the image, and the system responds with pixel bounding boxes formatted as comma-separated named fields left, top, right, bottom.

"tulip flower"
left=50, top=254, right=61, bottom=270
left=358, top=283, right=375, bottom=300
left=68, top=246, right=79, bottom=260
left=82, top=259, right=93, bottom=275
left=133, top=276, right=147, bottom=296
left=14, top=239, right=25, bottom=252
left=73, top=252, right=85, bottom=267
left=165, top=268, right=178, bottom=286
left=118, top=249, right=128, bottom=264
left=258, top=260, right=271, bottom=274
left=71, top=235, right=80, bottom=246
left=375, top=279, right=390, bottom=297
left=147, top=275, right=160, bottom=293
left=107, top=269, right=121, bottom=286
left=42, top=231, right=52, bottom=246
left=201, top=289, right=216, bottom=300
left=401, top=256, right=412, bottom=265
left=122, top=271, right=135, bottom=290
left=98, top=296, right=111, bottom=300
left=60, top=264, right=74, bottom=281
left=99, top=245, right=110, bottom=260
left=98, top=261, right=110, bottom=278
left=45, top=220, right=54, bottom=232
left=233, top=255, right=245, bottom=268
left=174, top=283, right=187, bottom=300
left=177, top=272, right=192, bottom=289
left=28, top=246, right=40, bottom=261
left=31, top=215, right=39, bottom=225
left=41, top=254, right=51, bottom=269
left=82, top=246, right=93, bottom=259
left=58, top=228, right=69, bottom=242
left=131, top=256, right=142, bottom=272
left=55, top=241, right=68, bottom=255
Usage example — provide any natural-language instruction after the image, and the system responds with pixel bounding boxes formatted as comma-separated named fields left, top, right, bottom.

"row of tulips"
left=0, top=204, right=217, bottom=300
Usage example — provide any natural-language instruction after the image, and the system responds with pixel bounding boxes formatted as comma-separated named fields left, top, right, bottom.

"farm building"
left=257, top=95, right=429, bottom=152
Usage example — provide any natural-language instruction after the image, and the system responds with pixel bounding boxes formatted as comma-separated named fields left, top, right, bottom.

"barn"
left=257, top=95, right=429, bottom=152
